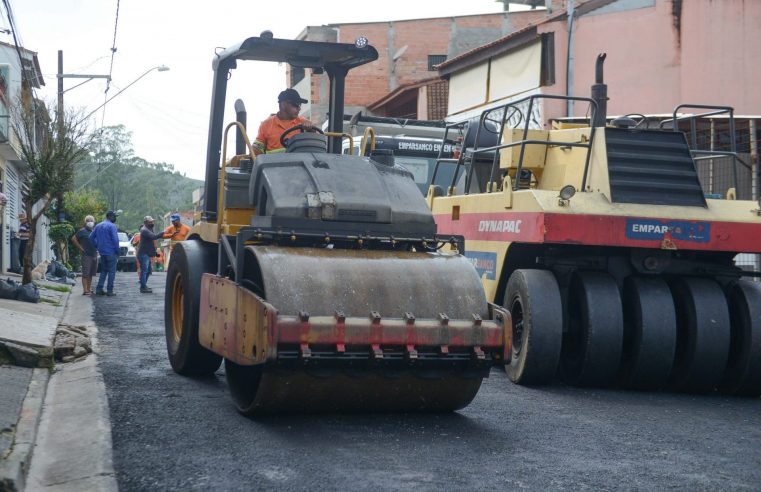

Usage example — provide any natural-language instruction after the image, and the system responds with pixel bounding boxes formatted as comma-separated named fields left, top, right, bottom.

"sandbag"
left=0, top=278, right=17, bottom=300
left=16, top=282, right=40, bottom=303
left=47, top=260, right=70, bottom=278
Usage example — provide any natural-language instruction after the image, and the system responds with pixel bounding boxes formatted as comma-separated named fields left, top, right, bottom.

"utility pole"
left=56, top=50, right=64, bottom=222
left=55, top=50, right=110, bottom=223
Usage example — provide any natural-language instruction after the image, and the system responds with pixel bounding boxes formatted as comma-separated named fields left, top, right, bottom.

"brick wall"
left=298, top=12, right=550, bottom=125
left=427, top=80, right=449, bottom=120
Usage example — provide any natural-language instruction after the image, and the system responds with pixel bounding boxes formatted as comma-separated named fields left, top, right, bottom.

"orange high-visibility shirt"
left=253, top=114, right=305, bottom=154
left=163, top=223, right=191, bottom=242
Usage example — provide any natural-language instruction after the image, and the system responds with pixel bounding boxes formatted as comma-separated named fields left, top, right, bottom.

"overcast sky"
left=10, top=0, right=515, bottom=180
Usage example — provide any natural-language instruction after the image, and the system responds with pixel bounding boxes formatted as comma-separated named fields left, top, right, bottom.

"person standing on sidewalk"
left=89, top=210, right=120, bottom=296
left=137, top=216, right=164, bottom=293
left=16, top=211, right=30, bottom=270
left=70, top=215, right=97, bottom=295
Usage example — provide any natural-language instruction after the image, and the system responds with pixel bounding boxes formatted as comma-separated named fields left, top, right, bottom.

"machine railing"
left=659, top=104, right=752, bottom=195
left=431, top=94, right=599, bottom=195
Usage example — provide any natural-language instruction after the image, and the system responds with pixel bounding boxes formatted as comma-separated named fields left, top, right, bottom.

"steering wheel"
left=279, top=125, right=324, bottom=148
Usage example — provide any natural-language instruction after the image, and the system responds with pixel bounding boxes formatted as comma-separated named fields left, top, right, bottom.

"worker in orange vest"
left=162, top=214, right=191, bottom=242
left=252, top=89, right=316, bottom=154
left=131, top=231, right=142, bottom=279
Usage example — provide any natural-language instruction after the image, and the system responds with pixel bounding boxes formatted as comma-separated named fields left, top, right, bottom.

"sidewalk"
left=0, top=277, right=67, bottom=492
left=0, top=277, right=116, bottom=491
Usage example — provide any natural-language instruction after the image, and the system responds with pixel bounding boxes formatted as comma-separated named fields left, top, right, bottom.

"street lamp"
left=82, top=65, right=170, bottom=121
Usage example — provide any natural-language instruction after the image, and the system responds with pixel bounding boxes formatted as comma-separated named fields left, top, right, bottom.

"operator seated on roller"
left=252, top=88, right=316, bottom=154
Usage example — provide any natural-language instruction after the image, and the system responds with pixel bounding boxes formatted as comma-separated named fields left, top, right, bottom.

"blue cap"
left=170, top=213, right=181, bottom=221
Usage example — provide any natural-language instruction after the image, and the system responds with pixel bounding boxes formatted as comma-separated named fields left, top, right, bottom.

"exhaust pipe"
left=234, top=99, right=247, bottom=155
left=591, top=53, right=608, bottom=127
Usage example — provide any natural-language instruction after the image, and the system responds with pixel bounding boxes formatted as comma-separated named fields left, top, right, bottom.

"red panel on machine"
left=435, top=211, right=761, bottom=253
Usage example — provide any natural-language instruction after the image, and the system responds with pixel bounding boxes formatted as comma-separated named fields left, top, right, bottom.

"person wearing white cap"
left=70, top=215, right=97, bottom=295
left=16, top=211, right=30, bottom=269
left=137, top=215, right=164, bottom=293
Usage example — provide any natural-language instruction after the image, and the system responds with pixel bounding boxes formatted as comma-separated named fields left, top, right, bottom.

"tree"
left=75, top=125, right=201, bottom=231
left=9, top=97, right=93, bottom=284
left=45, top=188, right=108, bottom=270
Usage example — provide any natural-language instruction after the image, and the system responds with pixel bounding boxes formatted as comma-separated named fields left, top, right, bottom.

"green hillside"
left=74, top=125, right=202, bottom=232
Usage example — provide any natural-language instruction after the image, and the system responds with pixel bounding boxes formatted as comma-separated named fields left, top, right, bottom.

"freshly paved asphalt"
left=94, top=272, right=761, bottom=491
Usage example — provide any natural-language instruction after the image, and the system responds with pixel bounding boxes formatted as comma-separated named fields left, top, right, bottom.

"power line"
left=105, top=0, right=120, bottom=92
left=1, top=0, right=33, bottom=97
left=101, top=0, right=121, bottom=126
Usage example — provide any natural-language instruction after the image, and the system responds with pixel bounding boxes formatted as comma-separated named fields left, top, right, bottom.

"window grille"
left=428, top=55, right=447, bottom=71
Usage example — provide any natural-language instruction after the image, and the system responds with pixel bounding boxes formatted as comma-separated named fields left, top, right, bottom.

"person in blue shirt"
left=89, top=210, right=120, bottom=296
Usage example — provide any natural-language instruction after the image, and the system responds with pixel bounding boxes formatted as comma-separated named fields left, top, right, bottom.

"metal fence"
left=670, top=116, right=759, bottom=275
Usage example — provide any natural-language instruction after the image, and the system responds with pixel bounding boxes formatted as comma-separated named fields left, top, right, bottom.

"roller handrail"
left=661, top=104, right=740, bottom=193
left=221, top=121, right=257, bottom=168
left=324, top=131, right=354, bottom=154
left=359, top=127, right=376, bottom=156
left=219, top=121, right=258, bottom=234
left=431, top=120, right=468, bottom=196
left=431, top=94, right=598, bottom=195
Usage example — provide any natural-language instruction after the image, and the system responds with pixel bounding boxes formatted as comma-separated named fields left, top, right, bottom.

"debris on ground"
left=0, top=278, right=40, bottom=303
left=45, top=261, right=77, bottom=286
left=54, top=324, right=92, bottom=363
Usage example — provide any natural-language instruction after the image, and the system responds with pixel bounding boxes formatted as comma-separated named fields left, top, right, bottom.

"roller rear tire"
left=619, top=277, right=677, bottom=390
left=561, top=271, right=623, bottom=387
left=719, top=280, right=761, bottom=397
left=164, top=240, right=222, bottom=376
left=503, top=269, right=563, bottom=385
left=668, top=277, right=730, bottom=393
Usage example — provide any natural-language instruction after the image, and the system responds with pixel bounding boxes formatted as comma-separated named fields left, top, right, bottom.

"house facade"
left=0, top=41, right=49, bottom=273
left=290, top=9, right=549, bottom=124
left=438, top=0, right=761, bottom=122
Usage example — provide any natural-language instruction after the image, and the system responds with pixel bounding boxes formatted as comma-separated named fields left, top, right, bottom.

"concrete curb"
left=0, top=284, right=70, bottom=492
left=25, top=283, right=117, bottom=492
left=0, top=369, right=49, bottom=492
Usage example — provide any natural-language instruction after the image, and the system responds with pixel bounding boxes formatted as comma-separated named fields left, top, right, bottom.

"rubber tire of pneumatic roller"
left=503, top=269, right=563, bottom=385
left=719, top=280, right=761, bottom=397
left=561, top=271, right=624, bottom=387
left=619, top=277, right=677, bottom=390
left=164, top=240, right=222, bottom=376
left=667, top=277, right=730, bottom=393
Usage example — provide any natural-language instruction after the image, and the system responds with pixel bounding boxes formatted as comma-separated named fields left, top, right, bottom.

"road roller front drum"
left=199, top=246, right=509, bottom=415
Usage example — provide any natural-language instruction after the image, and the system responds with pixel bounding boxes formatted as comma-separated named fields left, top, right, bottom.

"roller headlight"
left=559, top=185, right=576, bottom=200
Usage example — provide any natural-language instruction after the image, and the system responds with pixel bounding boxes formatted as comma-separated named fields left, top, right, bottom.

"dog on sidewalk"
left=30, top=259, right=51, bottom=281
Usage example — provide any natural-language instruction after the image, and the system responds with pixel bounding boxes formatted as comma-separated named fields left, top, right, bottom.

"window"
left=5, top=165, right=17, bottom=220
left=428, top=55, right=447, bottom=71
left=541, top=32, right=555, bottom=86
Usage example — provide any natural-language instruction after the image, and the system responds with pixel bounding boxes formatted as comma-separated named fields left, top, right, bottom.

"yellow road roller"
left=163, top=34, right=510, bottom=414
left=428, top=54, right=761, bottom=395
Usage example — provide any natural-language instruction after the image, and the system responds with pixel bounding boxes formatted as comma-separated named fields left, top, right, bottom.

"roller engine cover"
left=248, top=153, right=437, bottom=236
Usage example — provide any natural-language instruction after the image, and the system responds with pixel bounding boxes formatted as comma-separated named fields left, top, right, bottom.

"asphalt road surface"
left=94, top=272, right=761, bottom=491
